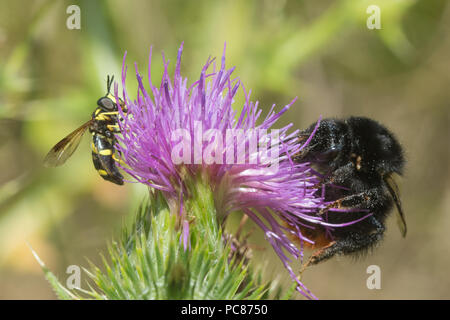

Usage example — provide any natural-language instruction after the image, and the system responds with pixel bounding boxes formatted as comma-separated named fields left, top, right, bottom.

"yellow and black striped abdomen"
left=91, top=133, right=124, bottom=185
left=89, top=106, right=124, bottom=185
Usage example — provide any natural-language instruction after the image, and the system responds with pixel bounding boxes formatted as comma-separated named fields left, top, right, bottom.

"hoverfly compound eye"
left=97, top=97, right=116, bottom=111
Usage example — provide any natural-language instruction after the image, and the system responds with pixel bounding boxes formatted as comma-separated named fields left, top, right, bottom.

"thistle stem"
left=184, top=170, right=222, bottom=257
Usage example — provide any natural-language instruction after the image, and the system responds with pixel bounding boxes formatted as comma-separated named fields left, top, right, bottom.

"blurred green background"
left=0, top=0, right=449, bottom=299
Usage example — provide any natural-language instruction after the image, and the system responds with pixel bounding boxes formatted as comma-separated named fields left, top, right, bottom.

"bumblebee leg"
left=307, top=241, right=338, bottom=265
left=318, top=187, right=385, bottom=215
left=299, top=241, right=337, bottom=275
left=308, top=216, right=385, bottom=265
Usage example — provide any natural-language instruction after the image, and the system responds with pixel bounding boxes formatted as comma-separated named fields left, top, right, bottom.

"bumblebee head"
left=347, top=117, right=405, bottom=176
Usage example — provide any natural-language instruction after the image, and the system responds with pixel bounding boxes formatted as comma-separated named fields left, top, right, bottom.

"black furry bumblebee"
left=296, top=117, right=406, bottom=267
left=44, top=76, right=125, bottom=185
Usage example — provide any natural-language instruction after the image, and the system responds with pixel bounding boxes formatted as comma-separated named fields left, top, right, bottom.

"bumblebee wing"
left=384, top=173, right=407, bottom=237
left=43, top=120, right=92, bottom=167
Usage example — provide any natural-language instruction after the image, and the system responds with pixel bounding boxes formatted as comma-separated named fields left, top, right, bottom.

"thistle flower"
left=114, top=43, right=339, bottom=299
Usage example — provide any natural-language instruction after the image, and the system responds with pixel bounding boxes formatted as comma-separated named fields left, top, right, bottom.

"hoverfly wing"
left=43, top=120, right=93, bottom=167
left=384, top=173, right=407, bottom=237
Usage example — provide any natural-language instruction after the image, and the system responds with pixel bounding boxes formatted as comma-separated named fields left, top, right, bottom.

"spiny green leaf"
left=38, top=186, right=278, bottom=300
left=28, top=244, right=77, bottom=300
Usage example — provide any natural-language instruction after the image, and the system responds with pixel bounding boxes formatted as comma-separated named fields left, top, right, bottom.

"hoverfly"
left=44, top=75, right=126, bottom=185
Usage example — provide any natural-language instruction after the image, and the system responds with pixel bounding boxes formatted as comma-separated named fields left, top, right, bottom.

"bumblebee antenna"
left=383, top=174, right=407, bottom=237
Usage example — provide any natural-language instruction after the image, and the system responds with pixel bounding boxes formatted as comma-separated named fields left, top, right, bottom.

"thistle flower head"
left=115, top=43, right=345, bottom=299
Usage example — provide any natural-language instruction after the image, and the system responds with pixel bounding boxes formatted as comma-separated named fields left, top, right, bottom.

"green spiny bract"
left=35, top=189, right=279, bottom=300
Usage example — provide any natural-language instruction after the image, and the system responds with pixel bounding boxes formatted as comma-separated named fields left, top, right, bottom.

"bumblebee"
left=44, top=76, right=125, bottom=185
left=296, top=117, right=406, bottom=267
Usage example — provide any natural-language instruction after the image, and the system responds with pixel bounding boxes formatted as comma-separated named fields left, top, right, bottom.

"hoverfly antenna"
left=106, top=75, right=115, bottom=94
